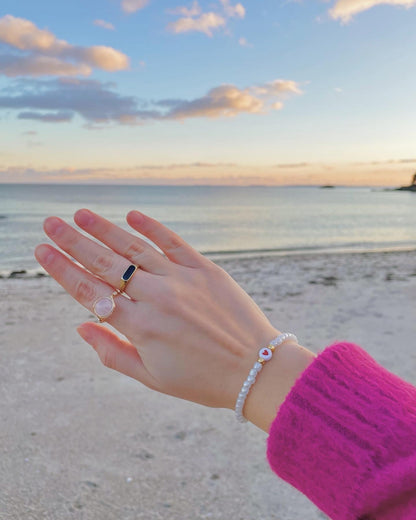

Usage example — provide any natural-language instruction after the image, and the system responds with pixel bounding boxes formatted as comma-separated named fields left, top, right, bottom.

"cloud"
left=238, top=37, right=252, bottom=47
left=0, top=54, right=91, bottom=77
left=121, top=0, right=150, bottom=13
left=93, top=19, right=115, bottom=31
left=219, top=0, right=245, bottom=18
left=167, top=12, right=226, bottom=36
left=0, top=15, right=129, bottom=77
left=0, top=77, right=302, bottom=125
left=0, top=78, right=155, bottom=124
left=329, top=0, right=416, bottom=22
left=167, top=1, right=202, bottom=16
left=276, top=162, right=310, bottom=168
left=167, top=1, right=245, bottom=37
left=18, top=110, right=74, bottom=122
left=2, top=160, right=414, bottom=186
left=157, top=80, right=302, bottom=120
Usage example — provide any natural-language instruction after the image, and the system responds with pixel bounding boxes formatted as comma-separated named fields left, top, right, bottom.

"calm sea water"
left=0, top=183, right=415, bottom=276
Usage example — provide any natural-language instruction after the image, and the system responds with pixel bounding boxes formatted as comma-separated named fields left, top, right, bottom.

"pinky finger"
left=77, top=322, right=157, bottom=389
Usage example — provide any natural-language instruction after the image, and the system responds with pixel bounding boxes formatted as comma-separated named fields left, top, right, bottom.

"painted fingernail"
left=75, top=209, right=94, bottom=227
left=35, top=245, right=55, bottom=266
left=44, top=217, right=63, bottom=236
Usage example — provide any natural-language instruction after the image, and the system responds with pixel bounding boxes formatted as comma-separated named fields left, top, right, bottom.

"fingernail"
left=77, top=325, right=93, bottom=344
left=129, top=211, right=143, bottom=223
left=35, top=245, right=55, bottom=266
left=44, top=217, right=63, bottom=236
left=75, top=209, right=94, bottom=227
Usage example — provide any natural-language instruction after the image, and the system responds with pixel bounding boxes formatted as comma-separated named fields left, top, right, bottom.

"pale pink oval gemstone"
left=94, top=296, right=114, bottom=318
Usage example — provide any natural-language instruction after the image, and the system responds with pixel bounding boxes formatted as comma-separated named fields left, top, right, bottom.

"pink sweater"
left=266, top=342, right=416, bottom=520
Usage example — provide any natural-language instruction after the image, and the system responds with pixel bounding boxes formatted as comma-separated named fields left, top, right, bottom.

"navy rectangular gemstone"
left=122, top=264, right=136, bottom=281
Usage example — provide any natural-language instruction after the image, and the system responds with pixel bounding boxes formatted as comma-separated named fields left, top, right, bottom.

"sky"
left=0, top=0, right=415, bottom=186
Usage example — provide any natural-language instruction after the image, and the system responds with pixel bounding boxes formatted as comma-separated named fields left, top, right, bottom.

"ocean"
left=1, top=183, right=415, bottom=277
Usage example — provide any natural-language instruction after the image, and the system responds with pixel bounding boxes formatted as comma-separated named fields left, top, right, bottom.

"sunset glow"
left=0, top=1, right=415, bottom=185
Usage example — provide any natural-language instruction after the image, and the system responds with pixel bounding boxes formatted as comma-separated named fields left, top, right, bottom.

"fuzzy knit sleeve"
left=266, top=342, right=416, bottom=520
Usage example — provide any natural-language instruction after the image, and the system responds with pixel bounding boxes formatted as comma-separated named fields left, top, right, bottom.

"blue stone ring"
left=119, top=264, right=138, bottom=293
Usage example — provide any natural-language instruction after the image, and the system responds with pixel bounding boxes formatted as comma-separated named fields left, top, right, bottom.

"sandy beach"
left=1, top=249, right=416, bottom=520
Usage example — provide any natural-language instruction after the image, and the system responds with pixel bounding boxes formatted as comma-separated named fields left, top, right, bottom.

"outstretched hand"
left=35, top=209, right=286, bottom=416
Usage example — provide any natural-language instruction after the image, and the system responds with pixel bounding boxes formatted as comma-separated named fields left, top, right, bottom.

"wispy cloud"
left=167, top=1, right=202, bottom=16
left=93, top=19, right=115, bottom=31
left=121, top=0, right=151, bottom=14
left=219, top=0, right=245, bottom=18
left=329, top=0, right=416, bottom=22
left=1, top=160, right=414, bottom=186
left=238, top=37, right=252, bottom=47
left=0, top=15, right=129, bottom=77
left=0, top=77, right=303, bottom=125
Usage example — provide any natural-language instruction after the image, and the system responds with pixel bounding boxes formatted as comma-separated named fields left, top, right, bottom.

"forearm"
left=244, top=340, right=317, bottom=432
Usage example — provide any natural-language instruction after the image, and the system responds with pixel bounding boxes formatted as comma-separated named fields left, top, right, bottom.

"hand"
left=34, top=209, right=285, bottom=414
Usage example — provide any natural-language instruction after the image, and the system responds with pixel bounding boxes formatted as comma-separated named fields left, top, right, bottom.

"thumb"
left=77, top=322, right=157, bottom=389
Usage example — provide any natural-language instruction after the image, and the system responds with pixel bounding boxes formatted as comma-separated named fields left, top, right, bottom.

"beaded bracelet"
left=235, top=332, right=298, bottom=423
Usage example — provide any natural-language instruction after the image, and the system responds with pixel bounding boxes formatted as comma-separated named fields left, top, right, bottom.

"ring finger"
left=34, top=243, right=136, bottom=331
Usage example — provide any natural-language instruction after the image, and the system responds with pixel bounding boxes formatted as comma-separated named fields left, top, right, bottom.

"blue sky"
left=0, top=0, right=415, bottom=185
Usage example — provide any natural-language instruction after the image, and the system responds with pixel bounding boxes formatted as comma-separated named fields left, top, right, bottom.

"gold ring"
left=119, top=264, right=138, bottom=293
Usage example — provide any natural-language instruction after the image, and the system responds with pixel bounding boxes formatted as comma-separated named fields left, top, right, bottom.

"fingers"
left=127, top=210, right=207, bottom=268
left=77, top=323, right=157, bottom=388
left=43, top=216, right=154, bottom=300
left=74, top=209, right=170, bottom=275
left=35, top=243, right=135, bottom=331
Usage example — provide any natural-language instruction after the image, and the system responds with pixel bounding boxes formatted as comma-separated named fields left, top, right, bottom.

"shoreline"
left=2, top=245, right=415, bottom=280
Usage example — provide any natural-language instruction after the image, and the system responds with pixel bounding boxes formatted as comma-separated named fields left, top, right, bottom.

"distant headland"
left=396, top=172, right=416, bottom=192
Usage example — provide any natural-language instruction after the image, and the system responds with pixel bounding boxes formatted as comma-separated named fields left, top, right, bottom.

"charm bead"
left=259, top=347, right=273, bottom=361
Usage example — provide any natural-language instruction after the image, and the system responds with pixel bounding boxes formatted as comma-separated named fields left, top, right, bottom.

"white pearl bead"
left=254, top=362, right=262, bottom=370
left=249, top=369, right=257, bottom=377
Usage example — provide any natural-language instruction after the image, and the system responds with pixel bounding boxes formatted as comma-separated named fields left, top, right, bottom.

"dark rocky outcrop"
left=396, top=172, right=416, bottom=191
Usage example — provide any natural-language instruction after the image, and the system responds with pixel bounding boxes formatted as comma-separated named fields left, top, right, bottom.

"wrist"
left=241, top=340, right=317, bottom=432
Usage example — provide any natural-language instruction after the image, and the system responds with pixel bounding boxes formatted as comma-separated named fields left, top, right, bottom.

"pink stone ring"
left=93, top=290, right=121, bottom=323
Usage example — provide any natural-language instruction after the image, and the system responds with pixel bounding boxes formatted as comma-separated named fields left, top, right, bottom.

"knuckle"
left=164, top=233, right=183, bottom=252
left=74, top=279, right=97, bottom=303
left=65, top=229, right=80, bottom=249
left=124, top=240, right=146, bottom=260
left=91, top=253, right=114, bottom=277
left=98, top=346, right=116, bottom=370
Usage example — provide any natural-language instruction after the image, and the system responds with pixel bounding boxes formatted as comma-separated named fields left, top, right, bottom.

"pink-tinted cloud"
left=0, top=77, right=302, bottom=125
left=167, top=1, right=202, bottom=16
left=0, top=15, right=129, bottom=77
left=219, top=0, right=245, bottom=18
left=121, top=0, right=150, bottom=13
left=167, top=0, right=245, bottom=37
left=167, top=12, right=226, bottom=36
left=329, top=0, right=416, bottom=21
left=0, top=55, right=91, bottom=77
left=93, top=19, right=115, bottom=31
